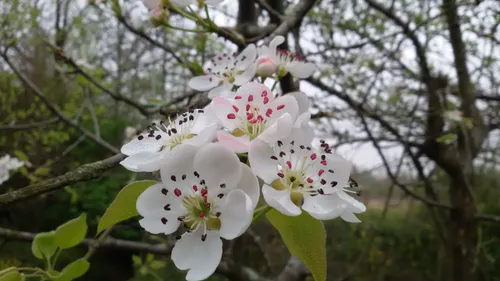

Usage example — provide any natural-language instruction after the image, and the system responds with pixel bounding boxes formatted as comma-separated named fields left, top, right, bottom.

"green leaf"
left=0, top=271, right=22, bottom=281
left=266, top=209, right=326, bottom=281
left=132, top=255, right=142, bottom=266
left=32, top=231, right=58, bottom=260
left=55, top=213, right=88, bottom=249
left=149, top=260, right=166, bottom=270
left=97, top=180, right=158, bottom=235
left=55, top=259, right=90, bottom=281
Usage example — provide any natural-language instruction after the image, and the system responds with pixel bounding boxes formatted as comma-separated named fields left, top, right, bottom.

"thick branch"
left=475, top=214, right=500, bottom=223
left=262, top=0, right=317, bottom=45
left=0, top=153, right=126, bottom=205
left=443, top=0, right=487, bottom=156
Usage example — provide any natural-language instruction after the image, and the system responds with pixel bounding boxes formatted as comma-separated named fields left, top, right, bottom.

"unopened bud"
left=256, top=56, right=277, bottom=77
left=150, top=8, right=169, bottom=27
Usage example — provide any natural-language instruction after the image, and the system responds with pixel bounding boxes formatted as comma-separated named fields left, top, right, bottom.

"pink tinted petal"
left=217, top=130, right=251, bottom=153
left=212, top=97, right=239, bottom=131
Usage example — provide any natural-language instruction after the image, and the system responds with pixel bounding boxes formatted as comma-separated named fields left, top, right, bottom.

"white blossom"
left=188, top=45, right=257, bottom=98
left=0, top=155, right=24, bottom=185
left=256, top=36, right=316, bottom=78
left=136, top=143, right=259, bottom=281
left=120, top=108, right=218, bottom=172
left=248, top=128, right=366, bottom=222
left=210, top=82, right=305, bottom=153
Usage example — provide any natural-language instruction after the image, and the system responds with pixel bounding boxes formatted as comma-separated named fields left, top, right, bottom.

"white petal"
left=216, top=130, right=251, bottom=153
left=287, top=62, right=316, bottom=78
left=212, top=97, right=239, bottom=131
left=258, top=113, right=294, bottom=144
left=185, top=124, right=217, bottom=146
left=262, top=184, right=301, bottom=216
left=235, top=163, right=260, bottom=208
left=120, top=151, right=164, bottom=172
left=208, top=84, right=232, bottom=99
left=301, top=193, right=347, bottom=220
left=142, top=0, right=159, bottom=10
left=188, top=75, right=221, bottom=91
left=139, top=216, right=181, bottom=235
left=340, top=212, right=362, bottom=223
left=190, top=104, right=220, bottom=134
left=219, top=189, right=253, bottom=239
left=282, top=124, right=314, bottom=147
left=337, top=191, right=366, bottom=213
left=136, top=183, right=184, bottom=216
left=121, top=136, right=162, bottom=156
left=267, top=94, right=299, bottom=123
left=248, top=139, right=279, bottom=184
left=160, top=145, right=198, bottom=191
left=193, top=143, right=242, bottom=189
left=171, top=229, right=222, bottom=281
left=235, top=44, right=257, bottom=70
left=322, top=154, right=352, bottom=193
left=288, top=91, right=310, bottom=115
left=269, top=36, right=285, bottom=52
left=234, top=64, right=256, bottom=86
left=169, top=0, right=195, bottom=8
left=204, top=0, right=224, bottom=5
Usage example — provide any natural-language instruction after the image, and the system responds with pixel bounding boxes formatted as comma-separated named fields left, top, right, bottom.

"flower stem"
left=270, top=79, right=280, bottom=91
left=166, top=24, right=207, bottom=33
left=252, top=205, right=272, bottom=223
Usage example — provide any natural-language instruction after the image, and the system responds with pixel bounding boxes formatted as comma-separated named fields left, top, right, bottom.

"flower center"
left=181, top=193, right=221, bottom=233
left=139, top=109, right=203, bottom=151
left=269, top=141, right=334, bottom=198
left=226, top=92, right=286, bottom=140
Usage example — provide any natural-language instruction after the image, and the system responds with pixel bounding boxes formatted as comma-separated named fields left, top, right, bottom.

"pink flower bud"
left=256, top=56, right=277, bottom=77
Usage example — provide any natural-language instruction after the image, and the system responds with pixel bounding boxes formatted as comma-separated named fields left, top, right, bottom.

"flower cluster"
left=120, top=37, right=366, bottom=281
left=0, top=154, right=24, bottom=185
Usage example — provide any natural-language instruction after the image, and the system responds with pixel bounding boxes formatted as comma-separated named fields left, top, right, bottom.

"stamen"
left=174, top=188, right=182, bottom=197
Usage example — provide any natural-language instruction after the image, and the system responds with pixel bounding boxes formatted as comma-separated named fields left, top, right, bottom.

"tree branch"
left=0, top=153, right=126, bottom=205
left=46, top=42, right=152, bottom=117
left=262, top=0, right=318, bottom=45
left=0, top=226, right=171, bottom=255
left=0, top=118, right=59, bottom=131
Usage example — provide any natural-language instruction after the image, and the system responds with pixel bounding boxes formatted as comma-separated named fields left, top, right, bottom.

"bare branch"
left=0, top=118, right=58, bottom=131
left=0, top=153, right=125, bottom=205
left=0, top=226, right=171, bottom=255
left=262, top=0, right=318, bottom=45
